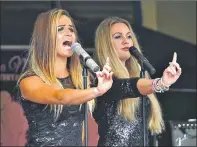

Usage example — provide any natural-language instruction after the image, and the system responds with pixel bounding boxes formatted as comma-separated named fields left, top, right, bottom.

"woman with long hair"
left=17, top=9, right=113, bottom=146
left=93, top=17, right=182, bottom=146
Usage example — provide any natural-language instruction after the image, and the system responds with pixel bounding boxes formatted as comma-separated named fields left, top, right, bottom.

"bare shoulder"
left=19, top=75, right=59, bottom=103
left=20, top=75, right=44, bottom=88
left=19, top=75, right=47, bottom=97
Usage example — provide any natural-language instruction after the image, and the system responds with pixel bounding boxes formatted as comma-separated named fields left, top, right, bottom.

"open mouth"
left=63, top=41, right=72, bottom=47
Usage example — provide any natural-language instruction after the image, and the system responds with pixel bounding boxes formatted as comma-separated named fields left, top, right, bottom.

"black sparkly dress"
left=18, top=76, right=84, bottom=146
left=93, top=78, right=151, bottom=146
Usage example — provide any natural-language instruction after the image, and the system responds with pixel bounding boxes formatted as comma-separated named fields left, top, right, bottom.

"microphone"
left=71, top=43, right=100, bottom=73
left=129, top=46, right=156, bottom=75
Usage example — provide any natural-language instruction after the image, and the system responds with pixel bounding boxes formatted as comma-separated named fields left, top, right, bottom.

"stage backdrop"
left=0, top=48, right=99, bottom=146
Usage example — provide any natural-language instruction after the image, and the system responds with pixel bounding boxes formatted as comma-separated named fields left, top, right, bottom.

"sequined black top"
left=18, top=76, right=84, bottom=146
left=93, top=78, right=151, bottom=146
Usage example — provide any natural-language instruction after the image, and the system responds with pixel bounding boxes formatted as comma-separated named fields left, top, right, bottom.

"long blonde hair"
left=95, top=17, right=164, bottom=134
left=17, top=9, right=95, bottom=120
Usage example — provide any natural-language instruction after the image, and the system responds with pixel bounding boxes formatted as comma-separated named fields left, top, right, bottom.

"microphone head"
left=129, top=46, right=142, bottom=59
left=129, top=46, right=156, bottom=75
left=129, top=46, right=138, bottom=54
left=71, top=42, right=81, bottom=52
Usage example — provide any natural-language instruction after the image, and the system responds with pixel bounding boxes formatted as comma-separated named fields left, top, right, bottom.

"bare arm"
left=19, top=76, right=99, bottom=105
left=20, top=57, right=114, bottom=105
left=137, top=78, right=154, bottom=95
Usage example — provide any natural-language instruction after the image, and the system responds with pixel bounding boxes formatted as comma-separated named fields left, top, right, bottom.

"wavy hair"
left=95, top=17, right=164, bottom=134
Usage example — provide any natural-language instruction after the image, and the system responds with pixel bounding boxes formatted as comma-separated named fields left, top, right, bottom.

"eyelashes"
left=57, top=26, right=74, bottom=33
left=69, top=28, right=74, bottom=32
left=58, top=27, right=64, bottom=32
left=127, top=35, right=132, bottom=39
left=114, top=35, right=121, bottom=39
left=113, top=35, right=132, bottom=39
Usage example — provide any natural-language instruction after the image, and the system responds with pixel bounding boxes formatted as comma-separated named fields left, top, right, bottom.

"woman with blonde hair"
left=17, top=9, right=113, bottom=146
left=93, top=17, right=182, bottom=146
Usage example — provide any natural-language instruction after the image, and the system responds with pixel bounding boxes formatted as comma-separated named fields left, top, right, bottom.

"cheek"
left=113, top=40, right=120, bottom=50
left=72, top=35, right=77, bottom=42
left=130, top=40, right=134, bottom=46
left=57, top=34, right=62, bottom=46
left=57, top=33, right=63, bottom=40
left=114, top=48, right=122, bottom=58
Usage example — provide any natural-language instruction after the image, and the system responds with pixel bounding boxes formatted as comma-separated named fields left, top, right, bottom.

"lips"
left=121, top=47, right=129, bottom=51
left=62, top=41, right=73, bottom=51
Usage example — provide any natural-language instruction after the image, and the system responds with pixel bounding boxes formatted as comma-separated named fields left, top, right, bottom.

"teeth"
left=63, top=41, right=72, bottom=47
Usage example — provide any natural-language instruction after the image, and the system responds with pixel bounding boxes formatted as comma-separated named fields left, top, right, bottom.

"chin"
left=65, top=53, right=73, bottom=57
left=123, top=55, right=131, bottom=61
left=57, top=52, right=73, bottom=58
left=64, top=50, right=73, bottom=56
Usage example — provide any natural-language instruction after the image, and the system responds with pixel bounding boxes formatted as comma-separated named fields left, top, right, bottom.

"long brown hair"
left=95, top=17, right=164, bottom=134
left=18, top=9, right=95, bottom=120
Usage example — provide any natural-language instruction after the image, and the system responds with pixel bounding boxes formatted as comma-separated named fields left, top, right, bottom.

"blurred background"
left=1, top=1, right=196, bottom=146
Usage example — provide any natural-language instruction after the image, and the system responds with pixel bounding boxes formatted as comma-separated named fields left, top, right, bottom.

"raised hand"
left=162, top=52, right=182, bottom=87
left=95, top=57, right=113, bottom=96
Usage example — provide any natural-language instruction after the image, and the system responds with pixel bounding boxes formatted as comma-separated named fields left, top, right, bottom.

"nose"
left=122, top=36, right=129, bottom=45
left=65, top=32, right=71, bottom=37
left=64, top=28, right=72, bottom=37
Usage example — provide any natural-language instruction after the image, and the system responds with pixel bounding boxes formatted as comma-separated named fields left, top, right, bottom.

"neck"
left=54, top=56, right=69, bottom=78
left=121, top=60, right=126, bottom=66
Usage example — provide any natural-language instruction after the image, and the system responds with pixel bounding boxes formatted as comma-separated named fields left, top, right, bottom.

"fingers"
left=166, top=66, right=176, bottom=75
left=169, top=62, right=181, bottom=71
left=169, top=62, right=182, bottom=75
left=177, top=67, right=182, bottom=76
left=102, top=57, right=111, bottom=79
left=170, top=62, right=180, bottom=69
left=103, top=65, right=111, bottom=73
left=172, top=52, right=177, bottom=63
left=102, top=68, right=110, bottom=79
left=168, top=52, right=182, bottom=76
left=98, top=57, right=113, bottom=80
left=96, top=71, right=103, bottom=78
left=173, top=62, right=182, bottom=75
left=166, top=62, right=182, bottom=76
left=109, top=72, right=114, bottom=80
left=105, top=57, right=110, bottom=66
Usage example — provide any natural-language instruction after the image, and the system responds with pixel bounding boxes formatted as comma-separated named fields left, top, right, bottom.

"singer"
left=93, top=17, right=182, bottom=146
left=16, top=9, right=113, bottom=146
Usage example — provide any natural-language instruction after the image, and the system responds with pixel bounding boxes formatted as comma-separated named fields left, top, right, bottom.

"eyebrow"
left=58, top=25, right=74, bottom=28
left=112, top=32, right=131, bottom=36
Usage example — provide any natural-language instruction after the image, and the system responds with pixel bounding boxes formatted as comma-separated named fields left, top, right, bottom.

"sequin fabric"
left=93, top=78, right=151, bottom=146
left=18, top=76, right=84, bottom=146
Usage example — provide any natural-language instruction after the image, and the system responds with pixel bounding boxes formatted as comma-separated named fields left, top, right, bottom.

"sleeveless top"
left=17, top=75, right=84, bottom=146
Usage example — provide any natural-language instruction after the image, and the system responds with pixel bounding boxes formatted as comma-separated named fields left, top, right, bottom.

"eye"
left=113, top=35, right=121, bottom=39
left=127, top=35, right=132, bottom=39
left=69, top=28, right=74, bottom=33
left=58, top=26, right=64, bottom=32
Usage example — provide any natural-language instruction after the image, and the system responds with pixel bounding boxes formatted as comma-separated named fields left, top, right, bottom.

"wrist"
left=160, top=77, right=171, bottom=87
left=93, top=87, right=100, bottom=97
left=152, top=78, right=169, bottom=93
